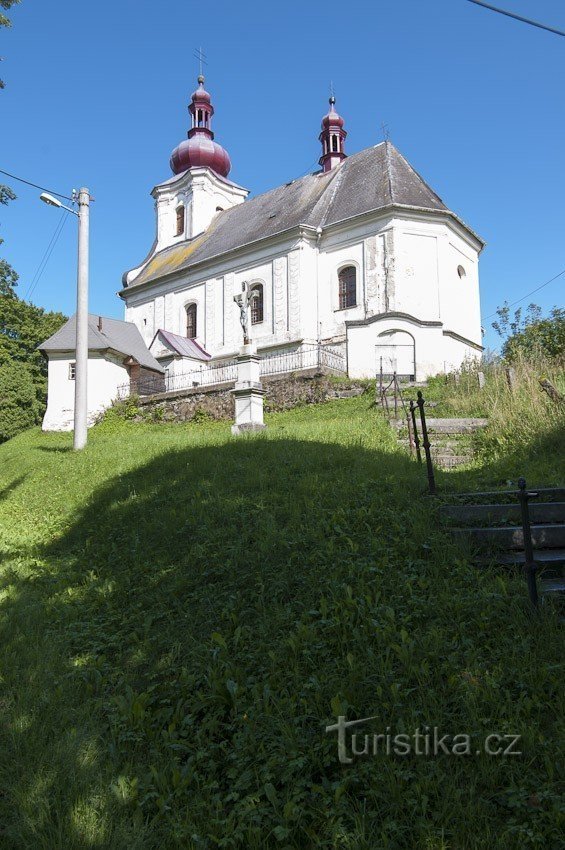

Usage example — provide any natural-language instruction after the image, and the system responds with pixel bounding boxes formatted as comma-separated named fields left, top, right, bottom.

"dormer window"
left=175, top=205, right=185, bottom=237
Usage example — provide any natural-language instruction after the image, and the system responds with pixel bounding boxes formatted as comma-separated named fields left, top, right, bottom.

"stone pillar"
left=231, top=343, right=266, bottom=435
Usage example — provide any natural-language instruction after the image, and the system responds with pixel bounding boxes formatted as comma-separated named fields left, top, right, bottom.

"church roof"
left=123, top=142, right=481, bottom=291
left=38, top=313, right=165, bottom=373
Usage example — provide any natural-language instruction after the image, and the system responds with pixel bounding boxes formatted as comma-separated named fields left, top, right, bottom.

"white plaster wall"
left=42, top=352, right=129, bottom=432
left=347, top=320, right=445, bottom=381
left=439, top=232, right=482, bottom=346
left=393, top=226, right=441, bottom=321
left=317, top=240, right=365, bottom=339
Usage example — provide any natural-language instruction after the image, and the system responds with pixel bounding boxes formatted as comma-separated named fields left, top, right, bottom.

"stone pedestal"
left=231, top=343, right=266, bottom=435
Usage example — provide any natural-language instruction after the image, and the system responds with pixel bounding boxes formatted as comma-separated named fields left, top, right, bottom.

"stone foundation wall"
left=128, top=373, right=368, bottom=424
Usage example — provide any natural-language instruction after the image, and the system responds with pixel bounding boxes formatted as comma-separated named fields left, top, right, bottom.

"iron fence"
left=116, top=344, right=346, bottom=399
left=260, top=344, right=346, bottom=377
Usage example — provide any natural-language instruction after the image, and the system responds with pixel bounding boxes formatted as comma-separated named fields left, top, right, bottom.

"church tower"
left=150, top=76, right=248, bottom=252
left=319, top=96, right=347, bottom=172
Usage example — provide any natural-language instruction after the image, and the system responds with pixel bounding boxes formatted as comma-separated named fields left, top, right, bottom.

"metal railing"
left=261, top=344, right=346, bottom=378
left=117, top=344, right=346, bottom=399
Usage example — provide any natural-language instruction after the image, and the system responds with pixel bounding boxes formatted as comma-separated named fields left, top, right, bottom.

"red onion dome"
left=170, top=136, right=231, bottom=177
left=169, top=75, right=232, bottom=178
left=321, top=96, right=344, bottom=129
left=191, top=75, right=211, bottom=104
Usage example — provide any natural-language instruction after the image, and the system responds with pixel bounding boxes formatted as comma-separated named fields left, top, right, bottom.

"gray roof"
left=38, top=314, right=164, bottom=373
left=123, top=141, right=480, bottom=291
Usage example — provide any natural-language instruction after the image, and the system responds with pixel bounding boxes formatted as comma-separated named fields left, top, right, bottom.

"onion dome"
left=321, top=96, right=345, bottom=129
left=170, top=76, right=231, bottom=178
left=319, top=95, right=347, bottom=173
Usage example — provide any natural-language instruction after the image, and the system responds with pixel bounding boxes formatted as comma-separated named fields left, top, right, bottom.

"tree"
left=0, top=164, right=67, bottom=423
left=0, top=0, right=21, bottom=89
left=503, top=308, right=565, bottom=364
left=492, top=302, right=565, bottom=363
left=0, top=359, right=38, bottom=442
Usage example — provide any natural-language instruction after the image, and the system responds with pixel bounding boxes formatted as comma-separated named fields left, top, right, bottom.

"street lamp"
left=40, top=187, right=90, bottom=450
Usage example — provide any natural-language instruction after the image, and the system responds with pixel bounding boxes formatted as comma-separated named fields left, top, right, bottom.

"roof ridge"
left=384, top=140, right=394, bottom=206
left=388, top=142, right=448, bottom=209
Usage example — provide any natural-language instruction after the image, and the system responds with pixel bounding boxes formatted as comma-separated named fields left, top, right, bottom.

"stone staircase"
left=394, top=417, right=489, bottom=469
left=439, top=487, right=565, bottom=613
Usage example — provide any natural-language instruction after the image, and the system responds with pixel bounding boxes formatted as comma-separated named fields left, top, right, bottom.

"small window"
left=68, top=362, right=76, bottom=380
left=457, top=265, right=466, bottom=279
left=338, top=266, right=356, bottom=309
left=186, top=303, right=197, bottom=339
left=332, top=135, right=338, bottom=152
left=175, top=205, right=185, bottom=237
left=215, top=206, right=224, bottom=212
left=251, top=284, right=264, bottom=325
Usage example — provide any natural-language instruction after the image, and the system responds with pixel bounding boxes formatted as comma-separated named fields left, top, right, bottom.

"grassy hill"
left=0, top=396, right=563, bottom=848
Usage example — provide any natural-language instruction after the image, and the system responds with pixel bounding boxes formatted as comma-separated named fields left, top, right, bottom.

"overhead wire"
left=465, top=1, right=565, bottom=38
left=483, top=268, right=565, bottom=320
left=24, top=209, right=70, bottom=302
left=0, top=167, right=73, bottom=201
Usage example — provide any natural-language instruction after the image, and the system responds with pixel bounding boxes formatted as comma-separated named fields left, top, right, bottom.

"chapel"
left=120, top=76, right=484, bottom=381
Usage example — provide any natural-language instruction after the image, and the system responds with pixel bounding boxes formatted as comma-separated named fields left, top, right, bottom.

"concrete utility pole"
left=40, top=187, right=91, bottom=450
left=73, top=188, right=90, bottom=450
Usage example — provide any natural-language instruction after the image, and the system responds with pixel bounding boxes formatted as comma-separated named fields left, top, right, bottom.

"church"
left=120, top=75, right=484, bottom=385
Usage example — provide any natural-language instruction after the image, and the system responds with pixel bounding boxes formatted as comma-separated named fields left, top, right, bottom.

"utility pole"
left=40, top=186, right=91, bottom=450
left=73, top=188, right=90, bottom=450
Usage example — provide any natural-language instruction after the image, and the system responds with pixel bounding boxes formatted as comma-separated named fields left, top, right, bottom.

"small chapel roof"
left=151, top=329, right=211, bottom=361
left=38, top=314, right=164, bottom=373
left=122, top=141, right=483, bottom=291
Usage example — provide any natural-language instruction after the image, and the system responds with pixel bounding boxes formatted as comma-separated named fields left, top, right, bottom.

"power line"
left=465, top=1, right=565, bottom=38
left=0, top=168, right=73, bottom=201
left=24, top=209, right=70, bottom=302
left=483, top=268, right=565, bottom=320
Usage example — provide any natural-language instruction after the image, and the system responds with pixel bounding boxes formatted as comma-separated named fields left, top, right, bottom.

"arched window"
left=457, top=264, right=466, bottom=279
left=186, top=303, right=197, bottom=339
left=251, top=284, right=264, bottom=325
left=338, top=266, right=356, bottom=309
left=175, top=205, right=185, bottom=237
left=332, top=135, right=338, bottom=152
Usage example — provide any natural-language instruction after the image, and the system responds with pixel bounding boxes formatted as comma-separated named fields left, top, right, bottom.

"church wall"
left=393, top=225, right=441, bottom=321
left=438, top=231, right=482, bottom=348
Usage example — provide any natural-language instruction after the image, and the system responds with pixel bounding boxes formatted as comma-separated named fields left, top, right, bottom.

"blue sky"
left=1, top=0, right=563, bottom=350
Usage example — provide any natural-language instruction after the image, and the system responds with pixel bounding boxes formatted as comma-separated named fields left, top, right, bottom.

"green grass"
left=0, top=396, right=563, bottom=848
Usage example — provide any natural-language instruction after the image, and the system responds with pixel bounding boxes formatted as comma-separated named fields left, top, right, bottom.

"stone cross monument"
left=231, top=282, right=266, bottom=435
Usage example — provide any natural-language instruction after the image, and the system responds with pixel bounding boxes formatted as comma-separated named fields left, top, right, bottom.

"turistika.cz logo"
left=325, top=716, right=522, bottom=764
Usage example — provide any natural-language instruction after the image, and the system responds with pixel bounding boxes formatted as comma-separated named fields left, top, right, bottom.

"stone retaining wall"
left=128, top=373, right=369, bottom=424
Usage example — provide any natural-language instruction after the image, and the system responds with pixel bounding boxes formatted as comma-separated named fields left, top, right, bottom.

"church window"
left=216, top=206, right=224, bottom=212
left=338, top=266, right=357, bottom=309
left=457, top=264, right=466, bottom=279
left=175, top=205, right=185, bottom=236
left=332, top=135, right=338, bottom=152
left=68, top=362, right=76, bottom=380
left=186, top=303, right=197, bottom=339
left=251, top=284, right=264, bottom=325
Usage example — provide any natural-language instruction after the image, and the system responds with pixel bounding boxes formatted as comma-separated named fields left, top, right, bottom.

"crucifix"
left=234, top=281, right=259, bottom=345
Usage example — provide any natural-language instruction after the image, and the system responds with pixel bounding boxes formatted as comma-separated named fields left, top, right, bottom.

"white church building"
left=40, top=76, right=484, bottom=430
left=120, top=76, right=484, bottom=384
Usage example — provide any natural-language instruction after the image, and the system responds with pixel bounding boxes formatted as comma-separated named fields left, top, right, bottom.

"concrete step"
left=476, top=548, right=565, bottom=574
left=435, top=456, right=473, bottom=469
left=453, top=523, right=565, bottom=550
left=440, top=502, right=565, bottom=526
left=540, top=578, right=565, bottom=595
left=392, top=418, right=488, bottom=433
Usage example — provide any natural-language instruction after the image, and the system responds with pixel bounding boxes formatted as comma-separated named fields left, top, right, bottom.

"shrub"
left=0, top=361, right=39, bottom=442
